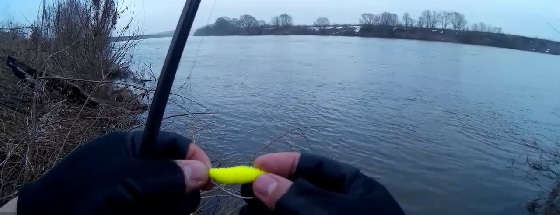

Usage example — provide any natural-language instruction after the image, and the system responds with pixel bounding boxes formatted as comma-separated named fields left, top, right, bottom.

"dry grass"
left=0, top=0, right=149, bottom=204
left=0, top=1, right=228, bottom=211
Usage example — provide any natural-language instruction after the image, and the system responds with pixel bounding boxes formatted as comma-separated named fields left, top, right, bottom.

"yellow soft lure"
left=209, top=166, right=266, bottom=184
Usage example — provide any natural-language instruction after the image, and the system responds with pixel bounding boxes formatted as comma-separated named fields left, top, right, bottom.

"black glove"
left=240, top=153, right=405, bottom=215
left=17, top=131, right=202, bottom=215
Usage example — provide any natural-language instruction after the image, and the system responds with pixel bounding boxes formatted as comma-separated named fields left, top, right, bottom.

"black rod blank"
left=141, top=0, right=202, bottom=154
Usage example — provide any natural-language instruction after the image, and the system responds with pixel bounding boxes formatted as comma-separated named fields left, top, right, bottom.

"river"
left=133, top=36, right=560, bottom=214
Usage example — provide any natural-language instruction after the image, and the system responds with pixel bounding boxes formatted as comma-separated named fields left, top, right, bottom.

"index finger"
left=187, top=144, right=211, bottom=168
left=254, top=152, right=300, bottom=178
left=187, top=144, right=213, bottom=190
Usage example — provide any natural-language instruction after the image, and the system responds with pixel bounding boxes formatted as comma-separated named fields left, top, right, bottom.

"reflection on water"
left=134, top=36, right=560, bottom=215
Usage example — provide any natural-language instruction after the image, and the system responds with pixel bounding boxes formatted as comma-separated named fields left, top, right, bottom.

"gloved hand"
left=17, top=131, right=211, bottom=215
left=240, top=153, right=405, bottom=215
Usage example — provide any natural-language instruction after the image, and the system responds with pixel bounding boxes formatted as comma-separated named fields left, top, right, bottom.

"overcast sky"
left=2, top=0, right=560, bottom=40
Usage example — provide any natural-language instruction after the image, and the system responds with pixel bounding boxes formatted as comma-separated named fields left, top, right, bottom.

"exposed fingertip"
left=254, top=152, right=300, bottom=177
left=175, top=160, right=209, bottom=192
left=187, top=144, right=212, bottom=168
left=253, top=174, right=292, bottom=209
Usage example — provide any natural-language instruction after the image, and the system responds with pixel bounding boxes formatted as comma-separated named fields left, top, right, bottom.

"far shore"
left=117, top=25, right=560, bottom=56
left=191, top=25, right=560, bottom=56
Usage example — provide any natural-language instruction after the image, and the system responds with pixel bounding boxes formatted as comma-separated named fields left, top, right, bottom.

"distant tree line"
left=195, top=13, right=294, bottom=35
left=192, top=11, right=560, bottom=55
left=360, top=10, right=502, bottom=33
left=271, top=14, right=294, bottom=27
left=195, top=15, right=260, bottom=35
left=195, top=10, right=504, bottom=36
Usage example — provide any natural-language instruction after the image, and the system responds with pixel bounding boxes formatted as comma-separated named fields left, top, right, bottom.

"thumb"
left=175, top=160, right=209, bottom=192
left=252, top=174, right=293, bottom=209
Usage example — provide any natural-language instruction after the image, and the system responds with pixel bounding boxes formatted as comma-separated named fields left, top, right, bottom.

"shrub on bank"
left=0, top=0, right=147, bottom=204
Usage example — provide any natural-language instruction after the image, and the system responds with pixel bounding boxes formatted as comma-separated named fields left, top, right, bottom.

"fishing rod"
left=141, top=0, right=268, bottom=185
left=141, top=0, right=202, bottom=154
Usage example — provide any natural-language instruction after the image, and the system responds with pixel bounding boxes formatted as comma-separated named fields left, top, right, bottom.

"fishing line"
left=141, top=0, right=203, bottom=154
left=547, top=22, right=560, bottom=34
left=171, top=0, right=218, bottom=138
left=141, top=0, right=146, bottom=34
left=211, top=182, right=255, bottom=200
left=139, top=0, right=269, bottom=201
left=178, top=0, right=218, bottom=91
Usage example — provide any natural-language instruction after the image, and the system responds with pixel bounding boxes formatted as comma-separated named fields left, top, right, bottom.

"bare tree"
left=278, top=13, right=293, bottom=27
left=213, top=17, right=239, bottom=35
left=402, top=13, right=414, bottom=28
left=239, top=14, right=259, bottom=34
left=433, top=11, right=443, bottom=29
left=271, top=16, right=280, bottom=27
left=450, top=12, right=467, bottom=30
left=471, top=23, right=479, bottom=31
left=438, top=11, right=453, bottom=29
left=491, top=27, right=503, bottom=34
left=314, top=17, right=330, bottom=27
left=417, top=16, right=426, bottom=28
left=472, top=22, right=502, bottom=33
left=373, top=15, right=381, bottom=25
left=380, top=12, right=399, bottom=26
left=360, top=13, right=377, bottom=25
left=480, top=23, right=488, bottom=32
left=239, top=15, right=259, bottom=29
left=471, top=22, right=490, bottom=32
left=419, top=10, right=438, bottom=28
left=270, top=14, right=293, bottom=27
left=435, top=12, right=443, bottom=28
left=471, top=22, right=485, bottom=32
left=230, top=18, right=241, bottom=28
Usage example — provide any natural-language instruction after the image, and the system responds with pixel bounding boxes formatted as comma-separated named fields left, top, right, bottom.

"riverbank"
left=193, top=25, right=560, bottom=56
left=0, top=0, right=149, bottom=205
